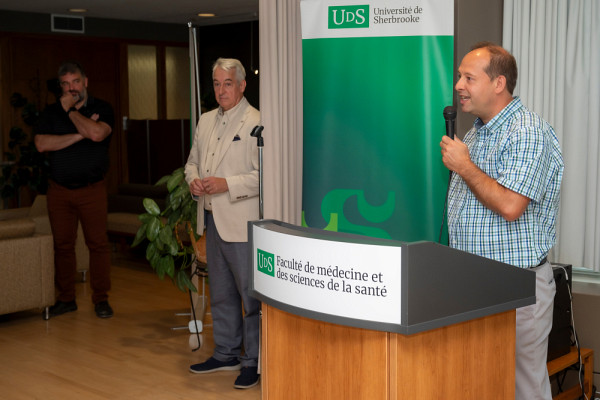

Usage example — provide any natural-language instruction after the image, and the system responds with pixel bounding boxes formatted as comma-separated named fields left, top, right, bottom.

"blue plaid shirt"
left=447, top=97, right=564, bottom=268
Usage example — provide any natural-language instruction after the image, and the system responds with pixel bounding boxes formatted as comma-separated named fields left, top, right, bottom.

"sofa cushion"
left=0, top=218, right=36, bottom=240
left=0, top=208, right=30, bottom=221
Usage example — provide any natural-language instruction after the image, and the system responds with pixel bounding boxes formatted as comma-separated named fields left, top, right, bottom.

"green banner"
left=301, top=0, right=454, bottom=242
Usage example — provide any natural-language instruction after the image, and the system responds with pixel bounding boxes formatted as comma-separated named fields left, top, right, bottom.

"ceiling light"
left=68, top=8, right=87, bottom=13
left=197, top=13, right=216, bottom=18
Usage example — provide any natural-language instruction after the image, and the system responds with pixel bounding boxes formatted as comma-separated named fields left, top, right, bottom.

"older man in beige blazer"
left=185, top=58, right=261, bottom=390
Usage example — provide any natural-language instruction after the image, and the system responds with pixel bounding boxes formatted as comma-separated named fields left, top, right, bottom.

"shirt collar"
left=81, top=95, right=92, bottom=109
left=217, top=97, right=247, bottom=118
left=474, top=96, right=522, bottom=133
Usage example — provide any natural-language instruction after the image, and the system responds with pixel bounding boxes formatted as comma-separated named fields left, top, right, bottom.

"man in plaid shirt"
left=440, top=42, right=563, bottom=400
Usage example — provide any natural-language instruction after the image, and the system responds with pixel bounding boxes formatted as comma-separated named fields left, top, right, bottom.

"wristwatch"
left=67, top=107, right=78, bottom=114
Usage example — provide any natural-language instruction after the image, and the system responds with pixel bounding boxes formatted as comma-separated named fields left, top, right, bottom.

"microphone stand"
left=250, top=125, right=265, bottom=375
left=251, top=125, right=265, bottom=219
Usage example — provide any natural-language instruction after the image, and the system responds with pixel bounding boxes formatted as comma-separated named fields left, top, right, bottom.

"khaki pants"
left=515, top=261, right=555, bottom=400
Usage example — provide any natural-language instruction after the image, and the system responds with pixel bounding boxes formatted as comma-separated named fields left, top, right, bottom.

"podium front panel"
left=250, top=220, right=403, bottom=332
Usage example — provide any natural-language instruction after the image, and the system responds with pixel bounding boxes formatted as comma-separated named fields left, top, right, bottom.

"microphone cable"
left=438, top=170, right=453, bottom=244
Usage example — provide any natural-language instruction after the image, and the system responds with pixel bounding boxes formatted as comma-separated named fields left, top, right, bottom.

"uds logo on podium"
left=257, top=248, right=275, bottom=277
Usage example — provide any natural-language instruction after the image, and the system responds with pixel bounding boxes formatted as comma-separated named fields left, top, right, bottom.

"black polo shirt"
left=35, top=96, right=114, bottom=188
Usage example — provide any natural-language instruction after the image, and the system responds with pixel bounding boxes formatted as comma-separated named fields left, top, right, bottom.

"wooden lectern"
left=249, top=220, right=536, bottom=400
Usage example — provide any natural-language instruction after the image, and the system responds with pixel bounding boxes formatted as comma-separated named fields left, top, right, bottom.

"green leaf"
left=146, top=217, right=161, bottom=241
left=174, top=183, right=189, bottom=198
left=165, top=257, right=176, bottom=278
left=166, top=235, right=179, bottom=256
left=170, top=192, right=183, bottom=210
left=131, top=224, right=147, bottom=247
left=167, top=168, right=185, bottom=192
left=155, top=237, right=165, bottom=252
left=146, top=243, right=159, bottom=269
left=159, top=225, right=172, bottom=243
left=156, top=258, right=166, bottom=279
left=138, top=213, right=154, bottom=223
left=167, top=208, right=182, bottom=225
left=176, top=270, right=197, bottom=293
left=181, top=205, right=193, bottom=222
left=155, top=174, right=171, bottom=186
left=157, top=256, right=175, bottom=279
left=143, top=198, right=161, bottom=216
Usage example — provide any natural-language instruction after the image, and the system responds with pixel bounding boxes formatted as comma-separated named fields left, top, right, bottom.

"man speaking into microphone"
left=440, top=42, right=563, bottom=400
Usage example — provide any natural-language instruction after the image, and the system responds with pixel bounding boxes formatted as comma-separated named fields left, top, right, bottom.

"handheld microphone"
left=439, top=106, right=457, bottom=244
left=443, top=106, right=457, bottom=139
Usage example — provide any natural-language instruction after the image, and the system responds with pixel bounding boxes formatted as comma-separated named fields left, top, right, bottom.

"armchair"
left=0, top=195, right=89, bottom=318
left=0, top=198, right=54, bottom=317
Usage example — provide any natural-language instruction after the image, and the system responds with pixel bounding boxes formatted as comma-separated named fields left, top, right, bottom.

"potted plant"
left=0, top=93, right=49, bottom=207
left=132, top=167, right=200, bottom=292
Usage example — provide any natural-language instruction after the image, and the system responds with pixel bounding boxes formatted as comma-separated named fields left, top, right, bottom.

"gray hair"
left=212, top=58, right=245, bottom=83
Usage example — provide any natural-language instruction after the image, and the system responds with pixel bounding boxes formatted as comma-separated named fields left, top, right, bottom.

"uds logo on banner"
left=328, top=5, right=370, bottom=29
left=257, top=248, right=275, bottom=277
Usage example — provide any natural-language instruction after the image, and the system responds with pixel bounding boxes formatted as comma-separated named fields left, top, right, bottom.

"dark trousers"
left=47, top=180, right=111, bottom=304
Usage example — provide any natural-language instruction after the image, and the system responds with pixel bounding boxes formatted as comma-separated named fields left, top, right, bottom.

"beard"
left=69, top=89, right=86, bottom=102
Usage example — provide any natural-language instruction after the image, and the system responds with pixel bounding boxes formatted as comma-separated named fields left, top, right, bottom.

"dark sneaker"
left=189, top=357, right=241, bottom=374
left=234, top=367, right=260, bottom=389
left=48, top=300, right=77, bottom=318
left=94, top=301, right=114, bottom=318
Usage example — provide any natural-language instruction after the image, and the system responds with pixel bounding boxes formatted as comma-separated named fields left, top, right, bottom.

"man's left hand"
left=201, top=177, right=228, bottom=195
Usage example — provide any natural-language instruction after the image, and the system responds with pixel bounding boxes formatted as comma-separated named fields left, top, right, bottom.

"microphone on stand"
left=251, top=125, right=265, bottom=219
left=251, top=125, right=264, bottom=146
left=443, top=106, right=457, bottom=139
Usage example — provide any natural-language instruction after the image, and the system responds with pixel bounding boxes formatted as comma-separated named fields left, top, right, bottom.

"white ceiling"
left=0, top=0, right=259, bottom=26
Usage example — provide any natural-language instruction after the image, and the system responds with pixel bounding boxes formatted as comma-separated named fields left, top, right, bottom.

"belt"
left=532, top=257, right=548, bottom=268
left=54, top=176, right=103, bottom=190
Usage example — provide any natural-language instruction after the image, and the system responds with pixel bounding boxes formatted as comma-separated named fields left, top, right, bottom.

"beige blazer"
left=184, top=98, right=261, bottom=242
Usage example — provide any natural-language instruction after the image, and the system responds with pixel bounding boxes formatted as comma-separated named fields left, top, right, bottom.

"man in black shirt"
left=35, top=61, right=114, bottom=319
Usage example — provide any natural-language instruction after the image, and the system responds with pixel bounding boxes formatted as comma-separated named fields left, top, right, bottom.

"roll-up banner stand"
left=301, top=0, right=454, bottom=243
